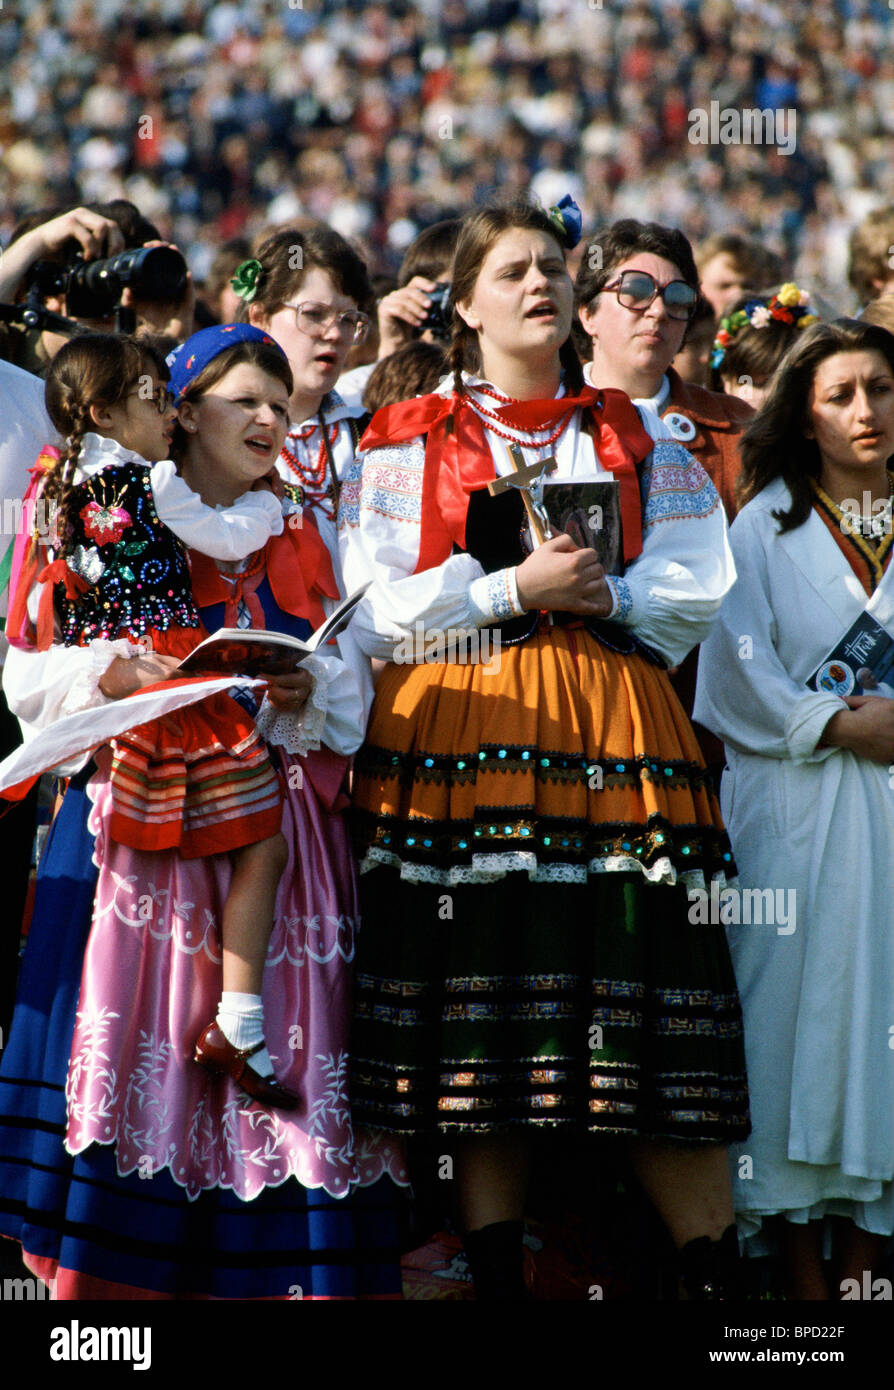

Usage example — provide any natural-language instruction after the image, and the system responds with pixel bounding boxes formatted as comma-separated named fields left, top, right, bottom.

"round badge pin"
left=816, top=660, right=856, bottom=696
left=665, top=412, right=696, bottom=442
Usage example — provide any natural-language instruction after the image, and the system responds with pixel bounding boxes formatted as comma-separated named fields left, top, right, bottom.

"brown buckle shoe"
left=194, top=1022, right=300, bottom=1111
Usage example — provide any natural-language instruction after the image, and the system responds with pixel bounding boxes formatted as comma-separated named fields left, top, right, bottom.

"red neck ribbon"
left=360, top=387, right=654, bottom=574
left=189, top=510, right=339, bottom=631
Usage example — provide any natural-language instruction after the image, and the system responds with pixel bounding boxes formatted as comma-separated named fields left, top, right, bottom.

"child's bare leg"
left=221, top=831, right=288, bottom=995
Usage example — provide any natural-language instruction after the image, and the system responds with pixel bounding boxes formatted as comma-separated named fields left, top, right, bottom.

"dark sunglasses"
left=603, top=269, right=698, bottom=322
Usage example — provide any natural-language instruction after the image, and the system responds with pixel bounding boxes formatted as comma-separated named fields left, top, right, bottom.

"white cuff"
left=468, top=567, right=527, bottom=625
left=252, top=653, right=329, bottom=756
left=60, top=637, right=148, bottom=716
left=784, top=692, right=849, bottom=763
left=151, top=460, right=284, bottom=560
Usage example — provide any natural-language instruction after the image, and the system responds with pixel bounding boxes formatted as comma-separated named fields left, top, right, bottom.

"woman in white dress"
left=695, top=318, right=894, bottom=1299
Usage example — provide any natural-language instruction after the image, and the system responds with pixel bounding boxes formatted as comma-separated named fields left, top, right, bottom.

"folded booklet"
left=539, top=479, right=623, bottom=575
left=806, top=609, right=894, bottom=696
left=177, top=583, right=370, bottom=677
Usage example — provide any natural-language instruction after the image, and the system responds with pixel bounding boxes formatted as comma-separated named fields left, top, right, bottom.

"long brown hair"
left=738, top=318, right=894, bottom=530
left=43, top=333, right=161, bottom=557
left=447, top=199, right=583, bottom=400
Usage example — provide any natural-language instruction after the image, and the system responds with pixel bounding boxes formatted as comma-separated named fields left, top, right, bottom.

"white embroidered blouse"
left=338, top=377, right=736, bottom=669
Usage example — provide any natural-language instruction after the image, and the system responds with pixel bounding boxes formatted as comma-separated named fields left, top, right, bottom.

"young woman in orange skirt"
left=339, top=197, right=749, bottom=1299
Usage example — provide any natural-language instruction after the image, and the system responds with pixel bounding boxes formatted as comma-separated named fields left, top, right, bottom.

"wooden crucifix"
left=487, top=444, right=558, bottom=547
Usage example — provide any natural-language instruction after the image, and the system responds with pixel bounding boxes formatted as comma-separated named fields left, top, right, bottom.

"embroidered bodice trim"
left=59, top=461, right=200, bottom=643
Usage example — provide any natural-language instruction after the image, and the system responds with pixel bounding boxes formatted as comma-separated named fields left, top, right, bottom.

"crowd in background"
left=2, top=0, right=894, bottom=309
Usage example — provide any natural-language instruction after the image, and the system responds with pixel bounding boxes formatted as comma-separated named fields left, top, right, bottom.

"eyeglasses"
left=282, top=300, right=371, bottom=344
left=127, top=385, right=177, bottom=414
left=602, top=270, right=698, bottom=322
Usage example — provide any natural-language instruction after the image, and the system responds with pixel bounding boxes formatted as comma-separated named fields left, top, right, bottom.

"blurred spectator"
left=861, top=293, right=894, bottom=335
left=709, top=284, right=822, bottom=412
left=2, top=0, right=889, bottom=317
left=695, top=233, right=787, bottom=317
left=847, top=206, right=894, bottom=308
left=200, top=234, right=251, bottom=323
left=362, top=339, right=447, bottom=414
left=673, top=293, right=716, bottom=388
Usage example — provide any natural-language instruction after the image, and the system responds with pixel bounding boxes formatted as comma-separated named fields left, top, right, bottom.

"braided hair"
left=446, top=198, right=583, bottom=408
left=42, top=334, right=153, bottom=559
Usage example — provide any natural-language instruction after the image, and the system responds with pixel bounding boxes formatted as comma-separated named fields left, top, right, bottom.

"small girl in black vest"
left=13, top=328, right=304, bottom=1108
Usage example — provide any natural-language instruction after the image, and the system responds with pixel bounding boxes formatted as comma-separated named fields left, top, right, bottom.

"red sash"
left=360, top=387, right=654, bottom=574
left=190, top=509, right=339, bottom=631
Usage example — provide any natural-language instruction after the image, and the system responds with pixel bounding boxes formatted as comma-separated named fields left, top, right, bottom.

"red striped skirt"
left=105, top=626, right=282, bottom=858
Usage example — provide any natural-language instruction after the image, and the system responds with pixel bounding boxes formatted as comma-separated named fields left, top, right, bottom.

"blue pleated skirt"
left=0, top=775, right=403, bottom=1299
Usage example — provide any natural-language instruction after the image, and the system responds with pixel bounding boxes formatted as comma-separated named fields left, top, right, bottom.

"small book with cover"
left=540, top=478, right=623, bottom=574
left=177, top=583, right=370, bottom=677
left=805, top=609, right=894, bottom=696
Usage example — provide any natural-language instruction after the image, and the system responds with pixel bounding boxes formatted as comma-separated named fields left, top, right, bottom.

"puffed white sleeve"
left=252, top=629, right=368, bottom=759
left=694, top=508, right=844, bottom=763
left=337, top=439, right=525, bottom=662
left=602, top=440, right=736, bottom=667
left=1, top=577, right=146, bottom=748
left=150, top=460, right=283, bottom=560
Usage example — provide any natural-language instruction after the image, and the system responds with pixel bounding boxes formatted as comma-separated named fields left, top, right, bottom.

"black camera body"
left=418, top=282, right=452, bottom=340
left=27, top=245, right=187, bottom=319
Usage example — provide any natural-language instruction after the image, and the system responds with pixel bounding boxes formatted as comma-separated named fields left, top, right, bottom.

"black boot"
left=677, top=1223, right=743, bottom=1300
left=462, top=1220, right=529, bottom=1301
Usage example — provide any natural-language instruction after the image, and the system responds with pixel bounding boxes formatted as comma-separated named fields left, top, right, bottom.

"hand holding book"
left=516, top=534, right=611, bottom=615
left=176, top=583, right=370, bottom=678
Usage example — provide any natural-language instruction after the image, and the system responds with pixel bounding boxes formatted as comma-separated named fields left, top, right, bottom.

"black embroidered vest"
left=58, top=462, right=201, bottom=644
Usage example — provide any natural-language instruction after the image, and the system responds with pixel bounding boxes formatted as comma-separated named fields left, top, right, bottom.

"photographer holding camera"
left=337, top=219, right=459, bottom=409
left=0, top=200, right=195, bottom=375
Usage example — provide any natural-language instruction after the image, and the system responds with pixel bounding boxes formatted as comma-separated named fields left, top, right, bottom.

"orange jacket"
left=660, top=367, right=753, bottom=521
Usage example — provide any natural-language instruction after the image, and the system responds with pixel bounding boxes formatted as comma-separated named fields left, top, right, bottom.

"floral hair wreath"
left=711, top=283, right=819, bottom=369
left=230, top=258, right=264, bottom=303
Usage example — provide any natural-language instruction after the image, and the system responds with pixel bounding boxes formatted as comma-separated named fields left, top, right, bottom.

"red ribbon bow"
left=34, top=559, right=89, bottom=650
left=360, top=386, right=654, bottom=573
left=190, top=511, right=339, bottom=632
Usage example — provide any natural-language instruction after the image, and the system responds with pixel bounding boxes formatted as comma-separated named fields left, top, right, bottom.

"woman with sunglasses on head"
left=0, top=325, right=406, bottom=1299
left=340, top=197, right=749, bottom=1300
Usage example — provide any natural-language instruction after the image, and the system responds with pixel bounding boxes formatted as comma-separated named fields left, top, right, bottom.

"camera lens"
left=66, top=246, right=188, bottom=319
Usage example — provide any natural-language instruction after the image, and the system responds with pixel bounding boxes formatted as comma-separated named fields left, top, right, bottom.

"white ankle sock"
left=216, top=992, right=274, bottom=1079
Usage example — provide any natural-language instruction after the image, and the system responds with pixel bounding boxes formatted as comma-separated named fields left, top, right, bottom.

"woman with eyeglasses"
left=230, top=227, right=374, bottom=594
left=576, top=222, right=757, bottom=785
left=339, top=197, right=748, bottom=1299
left=575, top=220, right=753, bottom=524
left=0, top=325, right=407, bottom=1299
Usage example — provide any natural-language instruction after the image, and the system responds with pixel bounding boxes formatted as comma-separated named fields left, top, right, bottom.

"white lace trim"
left=73, top=432, right=148, bottom=478
left=253, top=653, right=329, bottom=755
left=359, top=843, right=721, bottom=890
left=60, top=637, right=149, bottom=717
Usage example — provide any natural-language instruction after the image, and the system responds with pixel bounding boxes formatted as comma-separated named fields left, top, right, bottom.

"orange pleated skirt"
left=352, top=626, right=730, bottom=883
